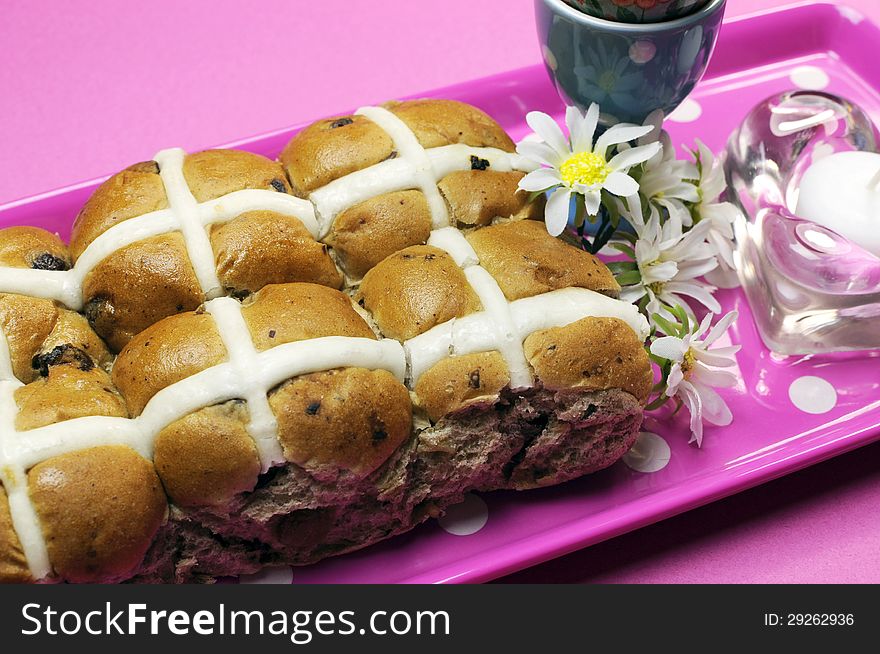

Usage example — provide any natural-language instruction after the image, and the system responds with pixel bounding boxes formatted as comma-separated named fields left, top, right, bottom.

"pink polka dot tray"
left=3, top=2, right=879, bottom=584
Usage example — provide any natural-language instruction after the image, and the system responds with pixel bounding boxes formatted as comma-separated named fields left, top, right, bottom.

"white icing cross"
left=0, top=148, right=319, bottom=311
left=0, top=327, right=51, bottom=579
left=0, top=113, right=649, bottom=581
left=0, top=305, right=406, bottom=580
left=155, top=148, right=225, bottom=299
left=356, top=106, right=451, bottom=229
left=0, top=111, right=536, bottom=309
left=308, top=107, right=537, bottom=236
left=420, top=227, right=533, bottom=388
left=405, top=227, right=650, bottom=387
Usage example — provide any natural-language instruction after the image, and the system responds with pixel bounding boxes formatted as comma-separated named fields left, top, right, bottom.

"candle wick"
left=869, top=167, right=880, bottom=191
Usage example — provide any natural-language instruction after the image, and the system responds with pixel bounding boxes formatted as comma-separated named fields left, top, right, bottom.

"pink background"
left=2, top=0, right=879, bottom=583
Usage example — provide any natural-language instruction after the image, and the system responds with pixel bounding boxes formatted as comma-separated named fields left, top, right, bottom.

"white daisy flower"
left=618, top=195, right=720, bottom=322
left=516, top=104, right=662, bottom=236
left=650, top=311, right=741, bottom=446
left=691, top=139, right=741, bottom=280
left=635, top=111, right=700, bottom=228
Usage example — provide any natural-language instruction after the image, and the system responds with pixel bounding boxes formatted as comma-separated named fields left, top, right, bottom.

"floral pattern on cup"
left=537, top=0, right=725, bottom=124
left=565, top=0, right=710, bottom=23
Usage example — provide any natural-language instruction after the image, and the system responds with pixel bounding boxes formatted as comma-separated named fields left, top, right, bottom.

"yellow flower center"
left=682, top=348, right=696, bottom=375
left=647, top=280, right=665, bottom=295
left=559, top=151, right=610, bottom=188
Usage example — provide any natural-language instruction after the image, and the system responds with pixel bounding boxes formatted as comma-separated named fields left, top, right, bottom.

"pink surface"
left=2, top=0, right=880, bottom=584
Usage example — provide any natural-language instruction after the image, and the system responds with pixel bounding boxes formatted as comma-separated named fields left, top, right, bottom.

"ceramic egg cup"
left=535, top=0, right=726, bottom=124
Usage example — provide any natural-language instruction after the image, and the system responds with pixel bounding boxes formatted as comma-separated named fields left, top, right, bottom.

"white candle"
left=795, top=151, right=880, bottom=257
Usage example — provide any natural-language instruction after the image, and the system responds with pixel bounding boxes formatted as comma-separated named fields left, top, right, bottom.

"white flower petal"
left=675, top=257, right=719, bottom=281
left=608, top=142, right=662, bottom=172
left=569, top=103, right=600, bottom=153
left=647, top=293, right=673, bottom=323
left=693, top=346, right=741, bottom=367
left=664, top=182, right=701, bottom=203
left=638, top=109, right=665, bottom=146
left=665, top=281, right=722, bottom=313
left=583, top=189, right=602, bottom=216
left=692, top=363, right=738, bottom=388
left=619, top=284, right=647, bottom=304
left=544, top=187, right=572, bottom=236
left=658, top=293, right=697, bottom=324
left=693, top=312, right=714, bottom=340
left=526, top=111, right=571, bottom=159
left=622, top=194, right=646, bottom=231
left=516, top=140, right=564, bottom=168
left=666, top=363, right=684, bottom=395
left=678, top=381, right=704, bottom=446
left=702, top=310, right=738, bottom=347
left=602, top=171, right=640, bottom=197
left=692, top=382, right=733, bottom=426
left=594, top=123, right=655, bottom=157
left=518, top=168, right=562, bottom=192
left=641, top=259, right=678, bottom=285
left=650, top=336, right=687, bottom=361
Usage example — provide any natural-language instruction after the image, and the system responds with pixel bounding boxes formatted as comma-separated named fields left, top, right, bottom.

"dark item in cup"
left=563, top=0, right=710, bottom=24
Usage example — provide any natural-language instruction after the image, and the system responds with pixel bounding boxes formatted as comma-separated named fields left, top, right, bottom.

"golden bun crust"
left=279, top=99, right=523, bottom=280
left=386, top=99, right=515, bottom=152
left=0, top=294, right=111, bottom=384
left=0, top=295, right=57, bottom=382
left=270, top=367, right=412, bottom=478
left=183, top=149, right=291, bottom=202
left=438, top=171, right=541, bottom=227
left=414, top=351, right=510, bottom=422
left=41, top=309, right=112, bottom=373
left=29, top=446, right=166, bottom=583
left=154, top=401, right=260, bottom=508
left=15, top=353, right=128, bottom=430
left=242, top=282, right=375, bottom=351
left=0, top=98, right=656, bottom=583
left=0, top=226, right=70, bottom=271
left=82, top=233, right=203, bottom=352
left=74, top=150, right=344, bottom=351
left=356, top=245, right=481, bottom=341
left=70, top=160, right=167, bottom=259
left=280, top=114, right=394, bottom=195
left=524, top=316, right=653, bottom=402
left=467, top=219, right=620, bottom=301
left=211, top=210, right=342, bottom=294
left=326, top=190, right=432, bottom=280
left=112, top=311, right=227, bottom=415
left=279, top=99, right=514, bottom=196
left=0, top=486, right=30, bottom=583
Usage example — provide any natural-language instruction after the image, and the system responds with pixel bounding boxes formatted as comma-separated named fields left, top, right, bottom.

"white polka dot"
left=622, top=432, right=671, bottom=473
left=438, top=493, right=488, bottom=535
left=667, top=98, right=702, bottom=123
left=239, top=566, right=294, bottom=584
left=790, top=66, right=830, bottom=90
left=788, top=376, right=838, bottom=414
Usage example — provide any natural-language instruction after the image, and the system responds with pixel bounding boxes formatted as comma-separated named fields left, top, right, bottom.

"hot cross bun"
left=0, top=98, right=652, bottom=583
